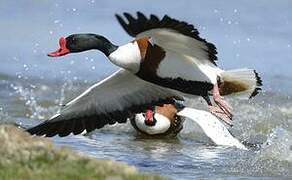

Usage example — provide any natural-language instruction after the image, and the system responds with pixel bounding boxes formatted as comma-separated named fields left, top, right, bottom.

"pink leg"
left=212, top=83, right=233, bottom=120
left=208, top=105, right=233, bottom=126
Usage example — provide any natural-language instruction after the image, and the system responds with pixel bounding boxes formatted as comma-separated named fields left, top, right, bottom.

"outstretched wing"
left=27, top=69, right=182, bottom=137
left=177, top=107, right=247, bottom=150
left=115, top=12, right=218, bottom=65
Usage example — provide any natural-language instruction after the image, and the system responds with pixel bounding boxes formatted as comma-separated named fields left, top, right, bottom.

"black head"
left=48, top=33, right=117, bottom=57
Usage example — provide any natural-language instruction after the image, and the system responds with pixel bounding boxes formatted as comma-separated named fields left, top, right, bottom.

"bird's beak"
left=48, top=37, right=70, bottom=57
left=144, top=109, right=154, bottom=123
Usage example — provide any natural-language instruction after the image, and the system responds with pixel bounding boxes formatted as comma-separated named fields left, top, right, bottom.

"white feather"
left=136, top=28, right=222, bottom=84
left=137, top=29, right=211, bottom=61
left=157, top=51, right=222, bottom=84
left=177, top=107, right=247, bottom=150
left=220, top=68, right=261, bottom=98
left=108, top=42, right=141, bottom=73
left=134, top=113, right=171, bottom=135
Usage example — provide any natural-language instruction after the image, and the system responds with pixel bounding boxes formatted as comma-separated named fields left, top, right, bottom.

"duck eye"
left=71, top=37, right=77, bottom=44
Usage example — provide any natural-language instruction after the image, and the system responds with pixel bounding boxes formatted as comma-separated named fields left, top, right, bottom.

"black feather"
left=115, top=12, right=218, bottom=65
left=26, top=97, right=180, bottom=137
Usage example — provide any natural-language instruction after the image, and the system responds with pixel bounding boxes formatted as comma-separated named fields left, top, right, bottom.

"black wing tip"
left=26, top=123, right=87, bottom=138
left=116, top=12, right=218, bottom=65
left=254, top=70, right=263, bottom=86
left=249, top=70, right=263, bottom=99
left=26, top=122, right=55, bottom=137
left=114, top=14, right=122, bottom=21
left=26, top=96, right=182, bottom=138
left=249, top=87, right=262, bottom=99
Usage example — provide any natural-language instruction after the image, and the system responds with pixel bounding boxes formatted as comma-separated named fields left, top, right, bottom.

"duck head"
left=144, top=109, right=157, bottom=126
left=48, top=34, right=118, bottom=57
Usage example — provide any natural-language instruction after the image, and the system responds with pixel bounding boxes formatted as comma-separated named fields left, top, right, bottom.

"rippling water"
left=1, top=0, right=292, bottom=179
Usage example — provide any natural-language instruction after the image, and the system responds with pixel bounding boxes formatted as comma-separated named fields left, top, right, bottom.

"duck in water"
left=130, top=103, right=185, bottom=137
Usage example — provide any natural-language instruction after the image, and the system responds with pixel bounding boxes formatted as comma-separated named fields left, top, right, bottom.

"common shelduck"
left=27, top=12, right=262, bottom=137
left=134, top=103, right=247, bottom=149
left=130, top=103, right=185, bottom=137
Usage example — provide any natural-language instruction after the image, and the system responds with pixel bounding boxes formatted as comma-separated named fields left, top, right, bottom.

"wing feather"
left=27, top=69, right=182, bottom=137
left=115, top=12, right=218, bottom=65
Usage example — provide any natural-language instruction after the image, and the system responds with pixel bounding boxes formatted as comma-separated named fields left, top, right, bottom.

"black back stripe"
left=115, top=12, right=218, bottom=65
left=136, top=72, right=213, bottom=96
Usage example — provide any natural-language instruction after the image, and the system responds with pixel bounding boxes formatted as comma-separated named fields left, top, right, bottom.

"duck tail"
left=219, top=69, right=262, bottom=99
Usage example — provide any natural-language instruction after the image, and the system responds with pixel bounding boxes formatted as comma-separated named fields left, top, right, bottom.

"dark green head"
left=48, top=33, right=118, bottom=57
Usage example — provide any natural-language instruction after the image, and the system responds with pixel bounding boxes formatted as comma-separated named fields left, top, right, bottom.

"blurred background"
left=1, top=0, right=292, bottom=91
left=0, top=0, right=291, bottom=179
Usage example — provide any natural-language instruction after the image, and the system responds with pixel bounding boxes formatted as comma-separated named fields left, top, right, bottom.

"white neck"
left=108, top=41, right=141, bottom=73
left=134, top=113, right=171, bottom=135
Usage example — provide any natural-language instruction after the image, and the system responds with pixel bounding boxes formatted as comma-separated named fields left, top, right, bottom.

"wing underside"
left=27, top=69, right=182, bottom=137
left=115, top=12, right=218, bottom=65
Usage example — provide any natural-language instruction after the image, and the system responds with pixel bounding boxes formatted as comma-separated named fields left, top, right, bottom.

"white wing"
left=116, top=12, right=218, bottom=66
left=177, top=107, right=247, bottom=150
left=116, top=12, right=221, bottom=83
left=27, top=69, right=182, bottom=137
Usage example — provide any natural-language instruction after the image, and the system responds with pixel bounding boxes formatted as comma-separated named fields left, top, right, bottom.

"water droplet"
left=54, top=19, right=60, bottom=24
left=13, top=57, right=19, bottom=61
left=49, top=31, right=53, bottom=35
left=214, top=9, right=219, bottom=13
left=92, top=66, right=96, bottom=70
left=234, top=9, right=238, bottom=13
left=30, top=84, right=36, bottom=89
left=288, top=44, right=291, bottom=48
left=246, top=38, right=251, bottom=42
left=227, top=20, right=232, bottom=25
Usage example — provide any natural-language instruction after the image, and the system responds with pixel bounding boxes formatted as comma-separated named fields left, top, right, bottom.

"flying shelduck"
left=27, top=12, right=262, bottom=138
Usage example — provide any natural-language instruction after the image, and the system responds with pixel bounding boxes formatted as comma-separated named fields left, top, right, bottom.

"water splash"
left=0, top=107, right=11, bottom=123
left=231, top=127, right=292, bottom=177
left=10, top=83, right=53, bottom=119
left=9, top=80, right=74, bottom=121
left=259, top=127, right=292, bottom=162
left=57, top=80, right=74, bottom=113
